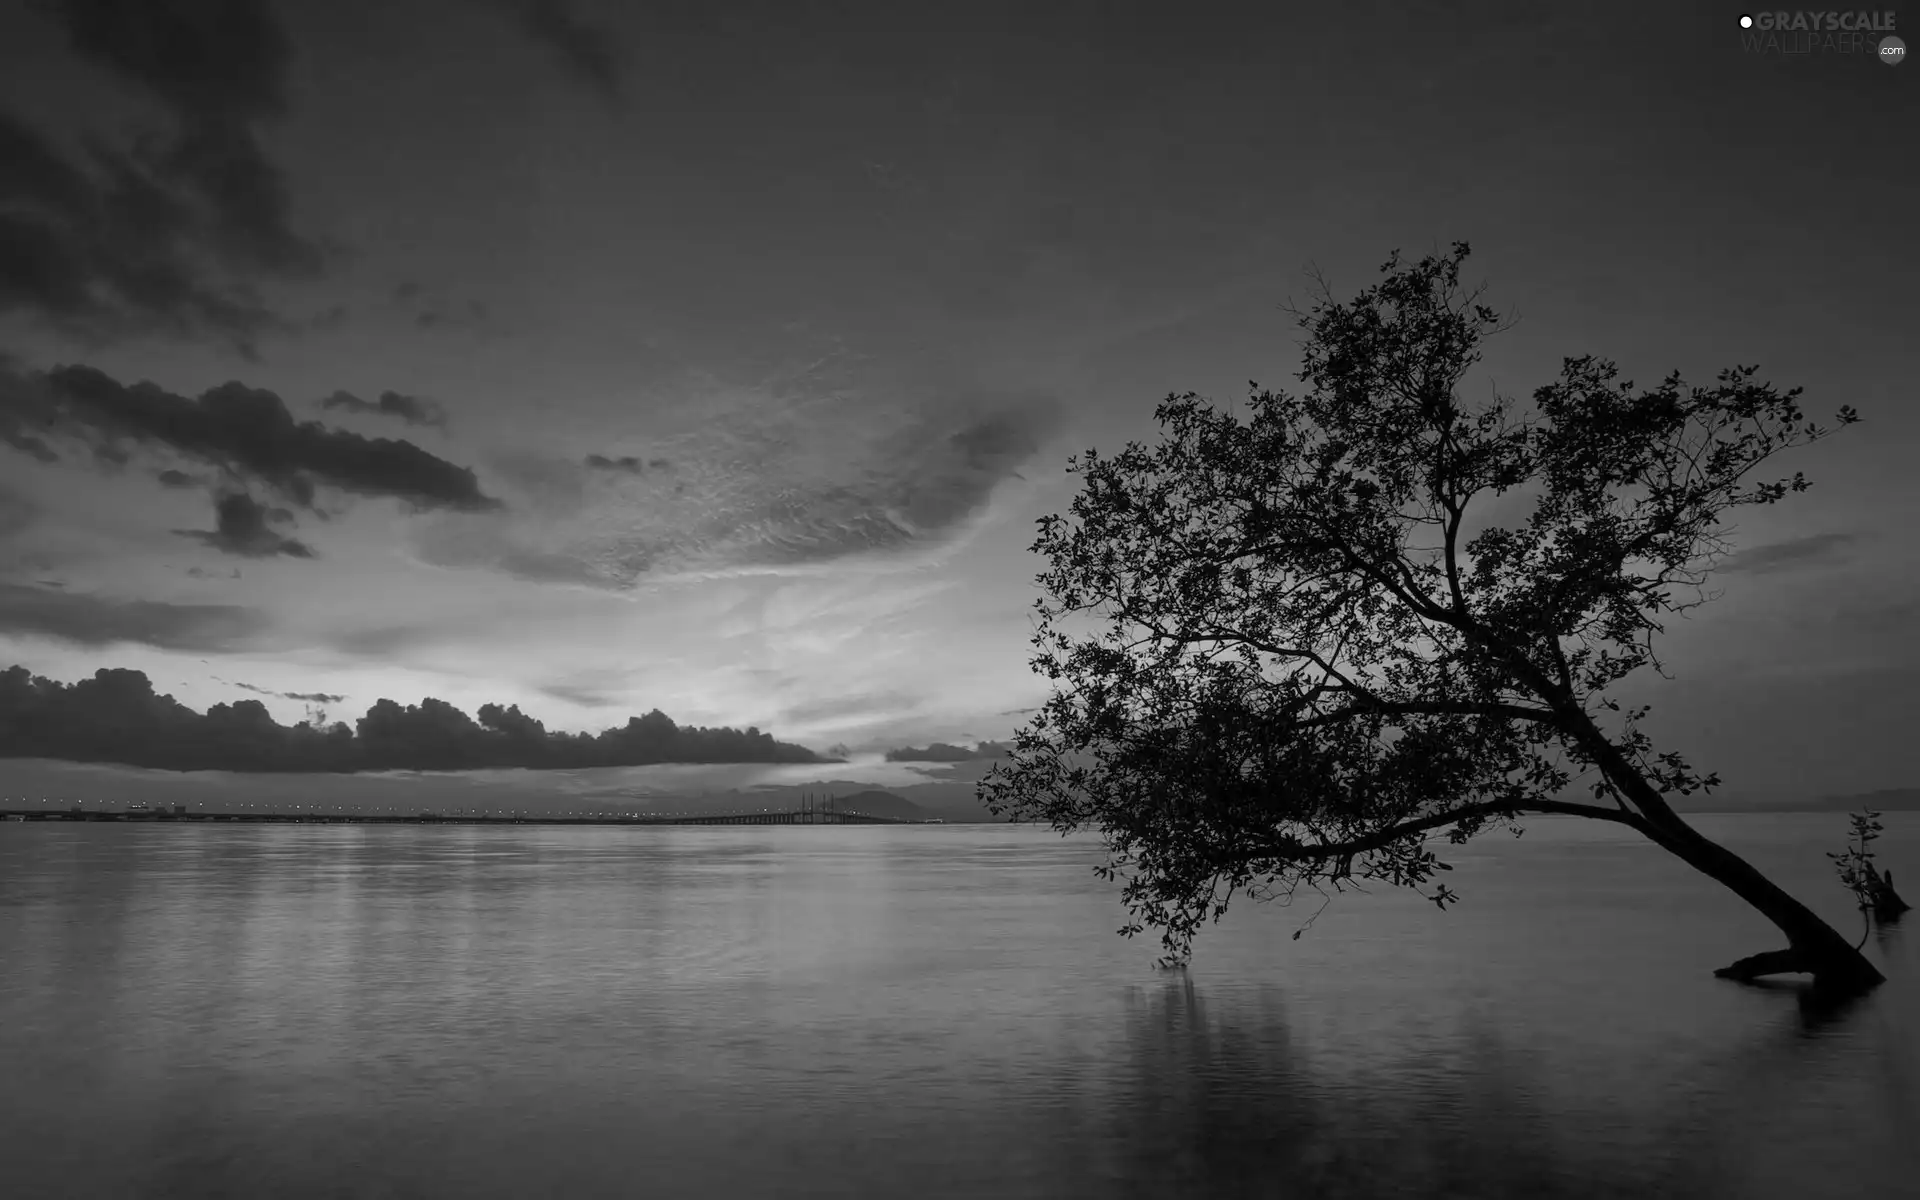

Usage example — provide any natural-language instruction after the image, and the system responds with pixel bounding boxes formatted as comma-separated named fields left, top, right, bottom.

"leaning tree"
left=979, top=243, right=1880, bottom=993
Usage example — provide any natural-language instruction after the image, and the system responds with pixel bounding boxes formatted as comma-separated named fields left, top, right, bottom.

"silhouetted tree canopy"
left=981, top=243, right=1879, bottom=992
left=0, top=665, right=821, bottom=771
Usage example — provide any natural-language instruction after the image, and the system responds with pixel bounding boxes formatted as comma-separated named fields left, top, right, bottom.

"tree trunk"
left=1547, top=702, right=1886, bottom=994
left=1636, top=811, right=1885, bottom=993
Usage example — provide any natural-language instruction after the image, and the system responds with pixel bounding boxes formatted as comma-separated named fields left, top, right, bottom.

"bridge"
left=643, top=808, right=903, bottom=826
left=0, top=793, right=925, bottom=826
left=0, top=810, right=917, bottom=825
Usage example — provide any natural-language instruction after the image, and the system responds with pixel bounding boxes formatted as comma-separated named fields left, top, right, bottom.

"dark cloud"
left=2, top=422, right=61, bottom=463
left=584, top=453, right=669, bottom=473
left=51, top=0, right=318, bottom=273
left=284, top=689, right=342, bottom=704
left=0, top=361, right=500, bottom=512
left=0, top=582, right=266, bottom=652
left=540, top=682, right=621, bottom=707
left=156, top=468, right=198, bottom=488
left=228, top=680, right=345, bottom=704
left=882, top=740, right=1011, bottom=763
left=0, top=664, right=825, bottom=772
left=1717, top=532, right=1855, bottom=575
left=175, top=490, right=315, bottom=559
left=0, top=0, right=324, bottom=350
left=503, top=0, right=624, bottom=102
left=320, top=389, right=449, bottom=429
left=901, top=407, right=1055, bottom=528
left=579, top=453, right=641, bottom=472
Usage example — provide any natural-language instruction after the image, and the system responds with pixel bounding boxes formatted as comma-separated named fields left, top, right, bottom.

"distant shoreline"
left=0, top=809, right=954, bottom=827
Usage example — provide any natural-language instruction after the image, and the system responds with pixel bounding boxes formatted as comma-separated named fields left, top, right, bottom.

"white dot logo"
left=1739, top=14, right=1753, bottom=28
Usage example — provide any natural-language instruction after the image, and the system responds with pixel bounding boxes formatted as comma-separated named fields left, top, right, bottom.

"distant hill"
left=1812, top=789, right=1920, bottom=813
left=1671, top=788, right=1920, bottom=814
left=833, top=790, right=931, bottom=821
left=890, top=785, right=1004, bottom=823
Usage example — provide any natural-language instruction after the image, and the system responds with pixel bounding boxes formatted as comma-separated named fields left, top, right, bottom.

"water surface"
left=2, top=814, right=1914, bottom=1198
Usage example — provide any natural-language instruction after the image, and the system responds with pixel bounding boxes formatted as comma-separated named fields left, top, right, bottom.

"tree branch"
left=1290, top=697, right=1562, bottom=732
left=1249, top=797, right=1648, bottom=865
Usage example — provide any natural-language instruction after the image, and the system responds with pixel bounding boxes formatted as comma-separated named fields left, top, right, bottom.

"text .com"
left=1738, top=11, right=1905, bottom=61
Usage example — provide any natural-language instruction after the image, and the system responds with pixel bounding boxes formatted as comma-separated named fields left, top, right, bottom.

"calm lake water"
left=1, top=814, right=1914, bottom=1199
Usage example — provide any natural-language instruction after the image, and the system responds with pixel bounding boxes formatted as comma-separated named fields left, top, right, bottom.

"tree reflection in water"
left=1096, top=978, right=1725, bottom=1200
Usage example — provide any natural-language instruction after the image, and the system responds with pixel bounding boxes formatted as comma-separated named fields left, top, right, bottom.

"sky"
left=1, top=0, right=1916, bottom=805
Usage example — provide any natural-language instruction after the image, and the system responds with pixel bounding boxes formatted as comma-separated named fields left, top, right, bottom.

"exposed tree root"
left=1867, top=866, right=1910, bottom=923
left=1714, top=946, right=1884, bottom=994
left=1713, top=948, right=1811, bottom=982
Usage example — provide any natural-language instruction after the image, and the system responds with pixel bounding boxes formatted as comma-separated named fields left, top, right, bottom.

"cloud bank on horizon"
left=0, top=663, right=824, bottom=773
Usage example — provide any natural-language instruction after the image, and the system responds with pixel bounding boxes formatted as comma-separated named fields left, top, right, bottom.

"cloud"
left=540, top=682, right=621, bottom=707
left=882, top=741, right=1011, bottom=762
left=585, top=453, right=639, bottom=472
left=1, top=361, right=500, bottom=511
left=1717, top=532, right=1855, bottom=575
left=227, top=680, right=345, bottom=704
left=1, top=421, right=61, bottom=463
left=502, top=0, right=624, bottom=102
left=412, top=349, right=1062, bottom=588
left=175, top=490, right=316, bottom=559
left=582, top=453, right=670, bottom=474
left=0, top=582, right=266, bottom=651
left=156, top=468, right=199, bottom=488
left=0, top=0, right=324, bottom=350
left=320, top=389, right=449, bottom=429
left=0, top=664, right=825, bottom=772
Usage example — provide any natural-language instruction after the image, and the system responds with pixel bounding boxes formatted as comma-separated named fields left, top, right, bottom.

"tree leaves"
left=978, top=243, right=1856, bottom=966
left=1829, top=808, right=1889, bottom=948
